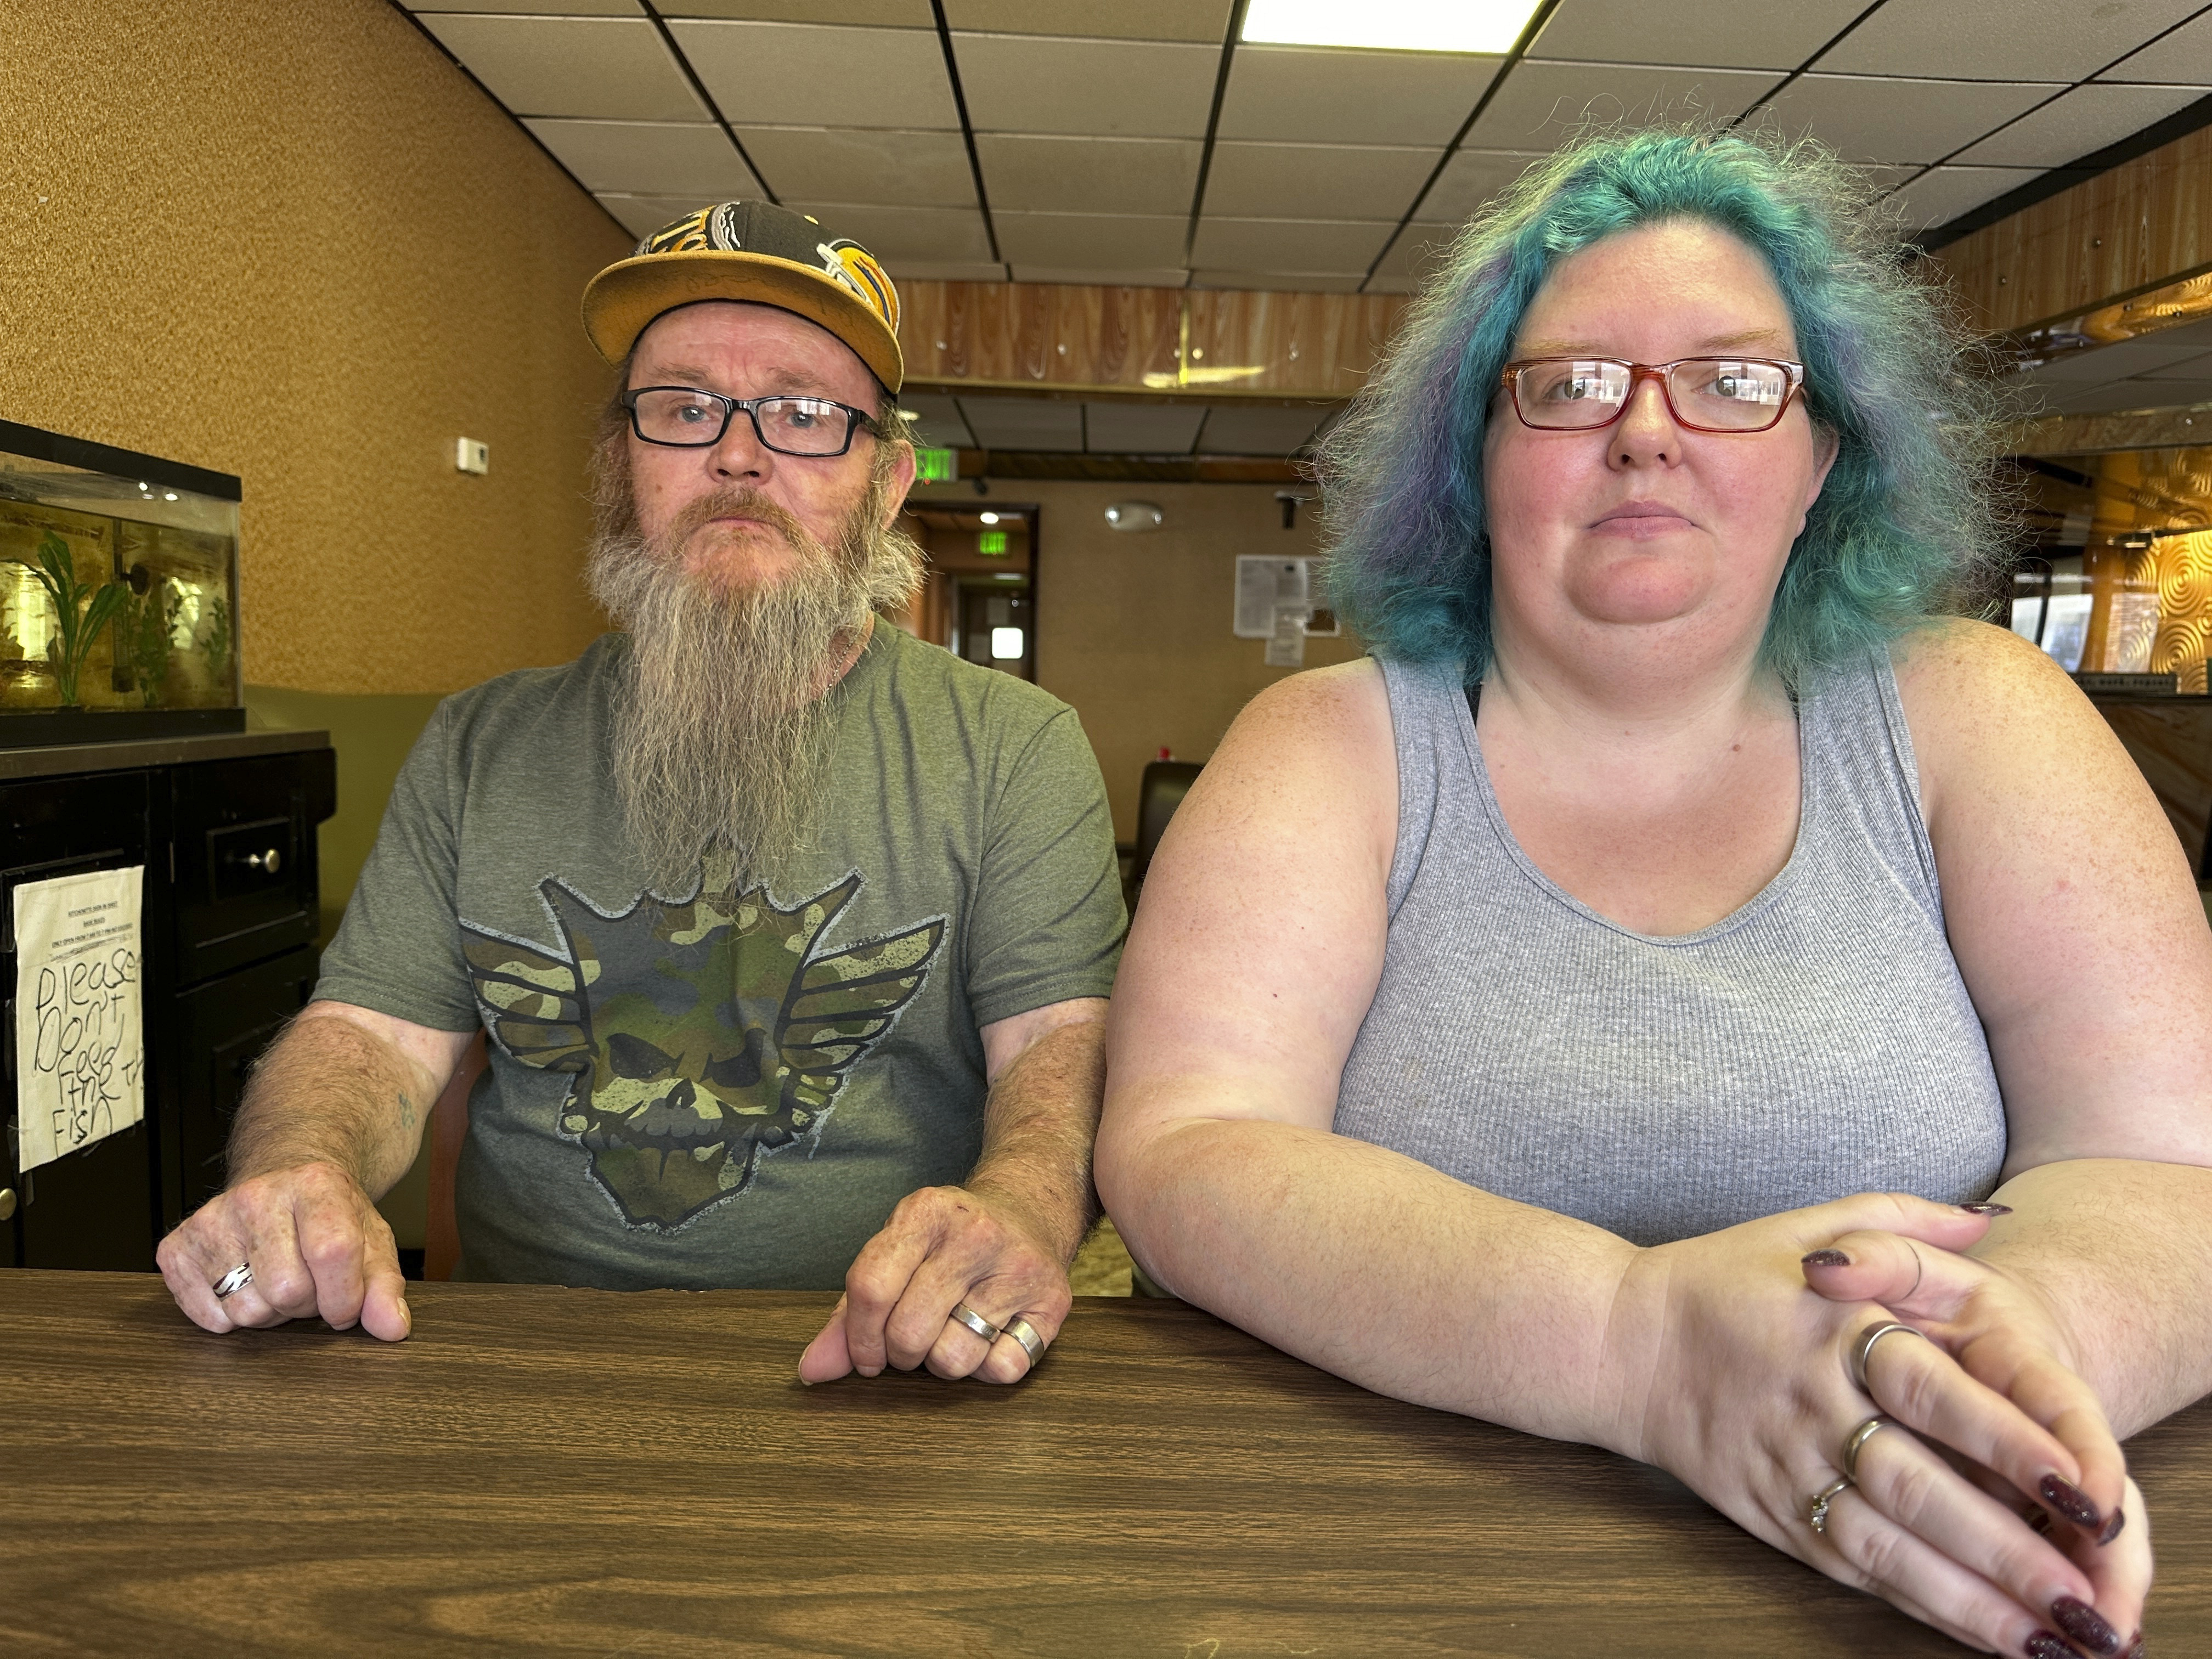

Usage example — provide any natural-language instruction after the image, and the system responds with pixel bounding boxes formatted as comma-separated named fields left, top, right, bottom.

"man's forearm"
left=228, top=1011, right=436, bottom=1199
left=964, top=1017, right=1107, bottom=1264
left=1978, top=1156, right=2212, bottom=1436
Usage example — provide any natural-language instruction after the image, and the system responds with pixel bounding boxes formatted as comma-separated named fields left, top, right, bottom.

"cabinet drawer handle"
left=245, top=849, right=283, bottom=874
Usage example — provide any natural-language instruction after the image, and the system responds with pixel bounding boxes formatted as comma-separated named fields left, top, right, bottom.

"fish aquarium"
left=0, top=419, right=244, bottom=747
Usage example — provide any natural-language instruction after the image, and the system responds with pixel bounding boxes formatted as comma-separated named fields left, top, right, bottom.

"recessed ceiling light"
left=978, top=510, right=1000, bottom=524
left=1241, top=0, right=1543, bottom=54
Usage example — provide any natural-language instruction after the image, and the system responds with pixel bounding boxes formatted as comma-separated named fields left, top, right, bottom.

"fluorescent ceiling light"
left=1240, top=0, right=1542, bottom=54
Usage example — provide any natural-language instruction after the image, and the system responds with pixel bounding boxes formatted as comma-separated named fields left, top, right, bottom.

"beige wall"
left=0, top=0, right=628, bottom=695
left=912, top=478, right=1364, bottom=842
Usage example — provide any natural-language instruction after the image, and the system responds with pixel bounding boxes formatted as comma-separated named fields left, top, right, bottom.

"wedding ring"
left=1000, top=1315, right=1045, bottom=1364
left=1843, top=1414, right=1895, bottom=1479
left=211, top=1263, right=253, bottom=1300
left=1806, top=1475, right=1853, bottom=1534
left=948, top=1301, right=1001, bottom=1344
left=1849, top=1321, right=1925, bottom=1394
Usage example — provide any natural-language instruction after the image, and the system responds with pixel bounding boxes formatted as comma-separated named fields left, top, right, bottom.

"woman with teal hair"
left=1099, top=131, right=2210, bottom=1657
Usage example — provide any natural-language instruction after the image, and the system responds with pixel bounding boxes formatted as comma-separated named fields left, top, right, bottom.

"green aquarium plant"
left=26, top=531, right=128, bottom=707
left=202, top=592, right=233, bottom=689
left=120, top=574, right=170, bottom=706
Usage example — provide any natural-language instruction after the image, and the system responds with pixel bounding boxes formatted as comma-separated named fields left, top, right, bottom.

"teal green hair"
left=1318, top=129, right=2004, bottom=685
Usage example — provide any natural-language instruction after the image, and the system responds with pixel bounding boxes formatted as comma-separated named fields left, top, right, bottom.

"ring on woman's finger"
left=1848, top=1320, right=1926, bottom=1393
left=1842, top=1414, right=1897, bottom=1480
left=999, top=1315, right=1045, bottom=1364
left=1805, top=1474, right=1854, bottom=1534
left=947, top=1301, right=1001, bottom=1344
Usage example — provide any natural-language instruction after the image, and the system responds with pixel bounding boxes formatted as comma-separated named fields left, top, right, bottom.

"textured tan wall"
left=0, top=0, right=629, bottom=693
left=911, top=478, right=1364, bottom=843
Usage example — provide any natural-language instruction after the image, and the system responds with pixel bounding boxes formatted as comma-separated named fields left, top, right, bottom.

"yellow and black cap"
left=581, top=201, right=904, bottom=392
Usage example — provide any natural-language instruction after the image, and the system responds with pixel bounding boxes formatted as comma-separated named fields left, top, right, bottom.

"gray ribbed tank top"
left=1334, top=652, right=2006, bottom=1246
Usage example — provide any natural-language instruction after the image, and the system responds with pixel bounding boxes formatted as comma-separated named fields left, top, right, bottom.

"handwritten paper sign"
left=13, top=866, right=145, bottom=1173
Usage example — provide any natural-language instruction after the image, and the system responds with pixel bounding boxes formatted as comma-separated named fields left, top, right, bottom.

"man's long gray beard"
left=587, top=476, right=922, bottom=891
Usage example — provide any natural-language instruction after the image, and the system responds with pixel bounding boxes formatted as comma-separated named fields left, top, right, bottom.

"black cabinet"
left=0, top=733, right=334, bottom=1269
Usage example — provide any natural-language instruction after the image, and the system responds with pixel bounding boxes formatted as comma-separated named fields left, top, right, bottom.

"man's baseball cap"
left=582, top=200, right=904, bottom=392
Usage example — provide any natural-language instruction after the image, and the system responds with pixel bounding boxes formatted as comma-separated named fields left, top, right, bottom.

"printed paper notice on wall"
left=12, top=866, right=146, bottom=1174
left=1235, top=555, right=1310, bottom=638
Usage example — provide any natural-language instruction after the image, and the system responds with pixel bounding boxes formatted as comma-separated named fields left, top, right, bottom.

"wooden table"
left=5, top=1273, right=2207, bottom=1657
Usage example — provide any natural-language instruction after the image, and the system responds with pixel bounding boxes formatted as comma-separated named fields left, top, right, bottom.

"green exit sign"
left=913, top=446, right=956, bottom=483
left=978, top=529, right=1010, bottom=555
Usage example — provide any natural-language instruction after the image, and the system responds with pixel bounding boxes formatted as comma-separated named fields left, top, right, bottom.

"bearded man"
left=154, top=204, right=1125, bottom=1386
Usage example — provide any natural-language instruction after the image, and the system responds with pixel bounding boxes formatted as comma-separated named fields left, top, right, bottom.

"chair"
left=1126, top=759, right=1203, bottom=912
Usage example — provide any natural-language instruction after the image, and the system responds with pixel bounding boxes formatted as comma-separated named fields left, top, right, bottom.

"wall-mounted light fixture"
left=1104, top=501, right=1164, bottom=532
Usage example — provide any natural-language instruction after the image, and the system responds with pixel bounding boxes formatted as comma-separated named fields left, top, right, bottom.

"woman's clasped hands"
left=1599, top=1193, right=2147, bottom=1659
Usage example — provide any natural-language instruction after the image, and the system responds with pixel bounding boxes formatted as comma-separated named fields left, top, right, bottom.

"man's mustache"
left=660, top=487, right=812, bottom=557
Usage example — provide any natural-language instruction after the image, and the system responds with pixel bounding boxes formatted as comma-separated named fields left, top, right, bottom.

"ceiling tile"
left=1189, top=217, right=1395, bottom=274
left=993, top=212, right=1189, bottom=268
left=1418, top=148, right=1545, bottom=223
left=736, top=127, right=975, bottom=208
left=943, top=0, right=1232, bottom=42
left=523, top=119, right=760, bottom=198
left=1369, top=222, right=1462, bottom=283
left=1195, top=405, right=1326, bottom=455
left=1085, top=403, right=1207, bottom=452
left=595, top=191, right=722, bottom=239
left=1008, top=265, right=1191, bottom=286
left=2047, top=379, right=2212, bottom=414
left=1465, top=60, right=1775, bottom=149
left=892, top=390, right=975, bottom=447
left=1529, top=0, right=1867, bottom=71
left=2017, top=337, right=2212, bottom=382
left=1202, top=142, right=1441, bottom=222
left=1819, top=0, right=2204, bottom=83
left=1363, top=274, right=1422, bottom=294
left=782, top=201, right=994, bottom=262
left=2131, top=350, right=2212, bottom=379
left=407, top=0, right=640, bottom=12
left=1951, top=82, right=2211, bottom=167
left=416, top=14, right=703, bottom=120
left=658, top=1, right=932, bottom=21
left=885, top=260, right=1008, bottom=280
left=956, top=397, right=1086, bottom=451
left=1190, top=270, right=1369, bottom=292
left=1883, top=165, right=2041, bottom=229
left=669, top=20, right=958, bottom=128
left=953, top=35, right=1222, bottom=137
left=1743, top=74, right=2062, bottom=166
left=976, top=135, right=1202, bottom=216
left=2100, top=10, right=2212, bottom=82
left=1218, top=45, right=1503, bottom=146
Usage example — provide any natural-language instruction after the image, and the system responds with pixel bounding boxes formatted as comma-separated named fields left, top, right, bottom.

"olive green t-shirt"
left=314, top=624, right=1125, bottom=1290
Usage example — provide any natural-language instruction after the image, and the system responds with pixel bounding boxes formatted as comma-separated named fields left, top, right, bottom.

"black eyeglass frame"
left=1499, top=356, right=1808, bottom=435
left=620, top=386, right=888, bottom=456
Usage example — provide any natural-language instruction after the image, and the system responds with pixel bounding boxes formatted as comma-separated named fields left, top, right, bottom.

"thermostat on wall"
left=455, top=437, right=490, bottom=475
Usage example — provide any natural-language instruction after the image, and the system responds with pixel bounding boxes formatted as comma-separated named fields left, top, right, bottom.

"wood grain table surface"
left=4, top=1271, right=2206, bottom=1657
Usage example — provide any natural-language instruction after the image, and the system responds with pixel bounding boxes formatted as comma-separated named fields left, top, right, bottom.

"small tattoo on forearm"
left=399, top=1091, right=416, bottom=1131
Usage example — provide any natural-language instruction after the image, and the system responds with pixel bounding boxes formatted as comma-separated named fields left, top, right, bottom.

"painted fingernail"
left=2027, top=1633, right=2091, bottom=1659
left=2051, top=1596, right=2123, bottom=1656
left=2122, top=1632, right=2146, bottom=1658
left=1959, top=1201, right=2013, bottom=1215
left=2097, top=1506, right=2126, bottom=1545
left=2039, top=1475, right=2103, bottom=1531
left=1801, top=1249, right=1852, bottom=1267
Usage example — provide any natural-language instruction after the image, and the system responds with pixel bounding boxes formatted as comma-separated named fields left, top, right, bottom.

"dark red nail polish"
left=2122, top=1632, right=2145, bottom=1658
left=2040, top=1475, right=2103, bottom=1531
left=1802, top=1248, right=1851, bottom=1267
left=2051, top=1597, right=2122, bottom=1655
left=2027, top=1632, right=2090, bottom=1659
left=1959, top=1201, right=2013, bottom=1215
left=2097, top=1506, right=2125, bottom=1545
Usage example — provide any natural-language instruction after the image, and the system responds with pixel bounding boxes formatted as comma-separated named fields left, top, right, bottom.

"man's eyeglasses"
left=622, top=387, right=882, bottom=456
left=1499, top=357, right=1807, bottom=434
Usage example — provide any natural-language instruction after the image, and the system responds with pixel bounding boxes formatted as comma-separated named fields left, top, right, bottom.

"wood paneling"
left=898, top=280, right=1409, bottom=400
left=12, top=1272, right=2212, bottom=1655
left=1933, top=122, right=2212, bottom=337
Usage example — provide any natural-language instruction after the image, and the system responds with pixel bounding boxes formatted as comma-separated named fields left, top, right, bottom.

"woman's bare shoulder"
left=1888, top=616, right=2113, bottom=809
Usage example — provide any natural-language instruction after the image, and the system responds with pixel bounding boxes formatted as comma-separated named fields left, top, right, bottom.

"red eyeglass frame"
left=1498, top=356, right=1808, bottom=434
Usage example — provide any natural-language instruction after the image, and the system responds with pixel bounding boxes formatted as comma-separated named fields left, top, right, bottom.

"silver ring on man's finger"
left=1000, top=1314, right=1045, bottom=1364
left=1842, top=1414, right=1896, bottom=1480
left=211, top=1263, right=253, bottom=1300
left=949, top=1301, right=1001, bottom=1343
left=1806, top=1474, right=1854, bottom=1534
left=1849, top=1321, right=1925, bottom=1394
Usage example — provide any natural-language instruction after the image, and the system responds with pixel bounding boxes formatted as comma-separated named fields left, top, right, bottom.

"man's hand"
left=157, top=1160, right=411, bottom=1341
left=799, top=1001, right=1107, bottom=1385
left=798, top=1182, right=1071, bottom=1384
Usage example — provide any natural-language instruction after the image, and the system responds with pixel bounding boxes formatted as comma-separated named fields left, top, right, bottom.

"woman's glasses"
left=1500, top=357, right=1807, bottom=433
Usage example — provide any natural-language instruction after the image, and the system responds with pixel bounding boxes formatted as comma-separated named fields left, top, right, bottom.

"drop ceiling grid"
left=407, top=2, right=2212, bottom=297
